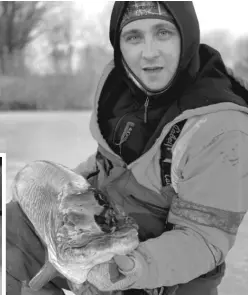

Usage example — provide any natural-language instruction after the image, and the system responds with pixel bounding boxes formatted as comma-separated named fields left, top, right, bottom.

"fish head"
left=49, top=177, right=139, bottom=271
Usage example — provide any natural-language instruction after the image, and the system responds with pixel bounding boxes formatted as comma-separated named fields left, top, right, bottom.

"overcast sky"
left=77, top=0, right=248, bottom=38
left=193, top=0, right=248, bottom=37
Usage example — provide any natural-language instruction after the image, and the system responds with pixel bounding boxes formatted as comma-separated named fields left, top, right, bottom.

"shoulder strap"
left=160, top=120, right=187, bottom=187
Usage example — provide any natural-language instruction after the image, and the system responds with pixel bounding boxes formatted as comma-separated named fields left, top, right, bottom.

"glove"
left=87, top=244, right=159, bottom=292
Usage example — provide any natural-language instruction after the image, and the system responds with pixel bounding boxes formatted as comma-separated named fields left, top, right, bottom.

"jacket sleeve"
left=133, top=129, right=248, bottom=288
left=74, top=152, right=98, bottom=179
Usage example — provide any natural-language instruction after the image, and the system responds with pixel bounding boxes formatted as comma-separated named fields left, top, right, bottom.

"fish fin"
left=29, top=260, right=60, bottom=291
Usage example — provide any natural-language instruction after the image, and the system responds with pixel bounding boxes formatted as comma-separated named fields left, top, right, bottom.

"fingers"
left=114, top=255, right=135, bottom=272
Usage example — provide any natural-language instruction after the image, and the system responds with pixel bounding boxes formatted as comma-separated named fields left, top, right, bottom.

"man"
left=6, top=2, right=248, bottom=295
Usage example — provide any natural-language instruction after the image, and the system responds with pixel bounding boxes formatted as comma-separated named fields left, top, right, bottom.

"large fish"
left=12, top=160, right=139, bottom=294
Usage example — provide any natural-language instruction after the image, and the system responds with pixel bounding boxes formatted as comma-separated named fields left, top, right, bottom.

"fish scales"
left=13, top=163, right=64, bottom=241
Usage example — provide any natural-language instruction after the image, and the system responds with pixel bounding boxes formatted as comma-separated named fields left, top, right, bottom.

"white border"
left=1, top=153, right=6, bottom=295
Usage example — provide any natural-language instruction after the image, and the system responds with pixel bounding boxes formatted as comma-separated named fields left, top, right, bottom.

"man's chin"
left=139, top=77, right=169, bottom=92
left=143, top=82, right=168, bottom=92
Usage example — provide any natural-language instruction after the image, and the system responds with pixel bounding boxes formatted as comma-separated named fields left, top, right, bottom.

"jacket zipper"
left=144, top=97, right=149, bottom=123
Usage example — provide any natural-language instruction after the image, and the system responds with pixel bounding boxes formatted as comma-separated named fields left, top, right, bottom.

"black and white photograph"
left=0, top=153, right=6, bottom=295
left=1, top=1, right=248, bottom=295
left=0, top=155, right=1, bottom=295
left=0, top=155, right=2, bottom=217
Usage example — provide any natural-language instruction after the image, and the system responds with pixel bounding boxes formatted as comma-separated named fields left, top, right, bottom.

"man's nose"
left=142, top=39, right=159, bottom=60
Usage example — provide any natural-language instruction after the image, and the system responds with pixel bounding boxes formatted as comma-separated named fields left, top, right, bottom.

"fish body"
left=12, top=160, right=139, bottom=291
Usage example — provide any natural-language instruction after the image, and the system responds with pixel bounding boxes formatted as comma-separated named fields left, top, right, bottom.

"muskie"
left=12, top=160, right=139, bottom=294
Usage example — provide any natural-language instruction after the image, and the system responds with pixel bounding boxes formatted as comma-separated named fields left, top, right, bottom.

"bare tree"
left=0, top=1, right=46, bottom=74
left=40, top=1, right=76, bottom=74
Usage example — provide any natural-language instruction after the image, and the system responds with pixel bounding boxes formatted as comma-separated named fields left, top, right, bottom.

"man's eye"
left=158, top=30, right=171, bottom=37
left=126, top=35, right=140, bottom=42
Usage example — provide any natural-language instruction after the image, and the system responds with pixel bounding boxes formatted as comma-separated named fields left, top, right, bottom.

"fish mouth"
left=53, top=189, right=139, bottom=260
left=93, top=189, right=139, bottom=237
left=93, top=191, right=139, bottom=234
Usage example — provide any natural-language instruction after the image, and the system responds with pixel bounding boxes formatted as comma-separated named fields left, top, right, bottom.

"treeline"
left=0, top=2, right=247, bottom=111
left=0, top=44, right=113, bottom=110
left=0, top=1, right=113, bottom=110
left=202, top=30, right=248, bottom=80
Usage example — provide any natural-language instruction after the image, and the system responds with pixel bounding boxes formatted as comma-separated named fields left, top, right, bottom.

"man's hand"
left=114, top=255, right=135, bottom=272
left=87, top=252, right=144, bottom=292
left=87, top=243, right=160, bottom=292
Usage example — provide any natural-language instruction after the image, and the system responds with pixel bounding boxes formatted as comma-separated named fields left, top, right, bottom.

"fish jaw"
left=50, top=191, right=139, bottom=267
left=45, top=189, right=139, bottom=284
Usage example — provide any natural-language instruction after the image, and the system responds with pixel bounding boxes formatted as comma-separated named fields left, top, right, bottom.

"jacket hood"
left=176, top=44, right=248, bottom=112
left=108, top=1, right=248, bottom=110
left=109, top=1, right=200, bottom=97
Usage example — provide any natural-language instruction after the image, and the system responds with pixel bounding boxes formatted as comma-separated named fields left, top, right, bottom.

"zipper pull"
left=144, top=97, right=149, bottom=123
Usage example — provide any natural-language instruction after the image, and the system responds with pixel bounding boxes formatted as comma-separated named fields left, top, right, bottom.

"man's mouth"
left=143, top=66, right=163, bottom=73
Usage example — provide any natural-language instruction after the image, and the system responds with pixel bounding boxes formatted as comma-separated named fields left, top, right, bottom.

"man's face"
left=120, top=18, right=181, bottom=91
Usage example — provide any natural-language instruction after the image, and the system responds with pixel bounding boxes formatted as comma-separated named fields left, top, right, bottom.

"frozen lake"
left=0, top=111, right=247, bottom=295
left=0, top=111, right=97, bottom=202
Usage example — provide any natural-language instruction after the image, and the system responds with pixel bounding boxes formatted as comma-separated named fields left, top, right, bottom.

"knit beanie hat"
left=120, top=1, right=175, bottom=31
